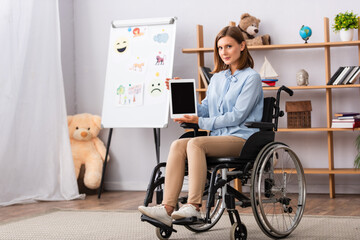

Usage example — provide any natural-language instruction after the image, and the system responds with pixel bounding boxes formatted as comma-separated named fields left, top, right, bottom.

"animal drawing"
left=155, top=55, right=165, bottom=65
left=130, top=63, right=144, bottom=71
left=133, top=28, right=144, bottom=37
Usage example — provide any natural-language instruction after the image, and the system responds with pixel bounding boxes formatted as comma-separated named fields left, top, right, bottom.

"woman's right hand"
left=165, top=77, right=181, bottom=90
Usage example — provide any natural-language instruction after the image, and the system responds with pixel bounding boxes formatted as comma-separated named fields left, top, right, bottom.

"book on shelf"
left=327, top=66, right=360, bottom=85
left=337, top=115, right=360, bottom=120
left=334, top=112, right=360, bottom=117
left=327, top=67, right=344, bottom=85
left=342, top=66, right=359, bottom=84
left=198, top=66, right=213, bottom=88
left=331, top=118, right=360, bottom=128
left=333, top=66, right=351, bottom=85
left=347, top=67, right=360, bottom=84
left=332, top=112, right=360, bottom=128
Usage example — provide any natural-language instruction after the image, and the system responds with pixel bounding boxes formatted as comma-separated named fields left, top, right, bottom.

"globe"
left=299, top=25, right=312, bottom=43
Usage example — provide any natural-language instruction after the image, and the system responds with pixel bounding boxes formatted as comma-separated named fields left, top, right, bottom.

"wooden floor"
left=1, top=191, right=360, bottom=223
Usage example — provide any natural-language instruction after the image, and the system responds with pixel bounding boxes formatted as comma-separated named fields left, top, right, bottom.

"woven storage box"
left=285, top=101, right=312, bottom=128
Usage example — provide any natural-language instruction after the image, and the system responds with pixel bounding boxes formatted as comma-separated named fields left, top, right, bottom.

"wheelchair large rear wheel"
left=250, top=143, right=306, bottom=239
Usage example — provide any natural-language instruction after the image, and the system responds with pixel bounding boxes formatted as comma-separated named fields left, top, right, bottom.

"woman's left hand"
left=174, top=115, right=199, bottom=124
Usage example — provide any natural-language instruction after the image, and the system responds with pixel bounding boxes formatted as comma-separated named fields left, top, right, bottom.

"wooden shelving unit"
left=183, top=40, right=360, bottom=53
left=182, top=17, right=360, bottom=198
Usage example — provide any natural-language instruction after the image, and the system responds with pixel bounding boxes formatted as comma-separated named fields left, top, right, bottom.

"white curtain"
left=0, top=0, right=83, bottom=206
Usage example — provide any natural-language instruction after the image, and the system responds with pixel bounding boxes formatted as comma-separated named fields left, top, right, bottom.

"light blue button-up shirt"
left=197, top=67, right=263, bottom=140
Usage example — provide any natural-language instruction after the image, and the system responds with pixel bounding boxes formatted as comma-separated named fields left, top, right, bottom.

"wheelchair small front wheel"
left=230, top=222, right=247, bottom=240
left=250, top=143, right=306, bottom=239
left=155, top=227, right=172, bottom=240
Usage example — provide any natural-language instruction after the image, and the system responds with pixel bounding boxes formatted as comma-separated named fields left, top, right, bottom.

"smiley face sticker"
left=114, top=37, right=129, bottom=53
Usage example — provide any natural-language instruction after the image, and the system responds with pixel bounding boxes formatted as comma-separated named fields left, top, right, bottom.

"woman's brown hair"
left=213, top=26, right=254, bottom=73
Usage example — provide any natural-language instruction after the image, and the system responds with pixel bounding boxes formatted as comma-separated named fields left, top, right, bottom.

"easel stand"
left=98, top=128, right=161, bottom=198
left=98, top=128, right=113, bottom=199
left=153, top=128, right=161, bottom=165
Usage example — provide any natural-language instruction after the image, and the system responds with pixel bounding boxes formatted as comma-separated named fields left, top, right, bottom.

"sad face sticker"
left=148, top=78, right=164, bottom=97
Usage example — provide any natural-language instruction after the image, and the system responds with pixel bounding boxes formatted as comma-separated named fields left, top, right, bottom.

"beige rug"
left=0, top=210, right=360, bottom=239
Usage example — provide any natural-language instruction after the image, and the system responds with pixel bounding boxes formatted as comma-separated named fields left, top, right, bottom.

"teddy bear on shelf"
left=67, top=113, right=108, bottom=190
left=238, top=13, right=271, bottom=46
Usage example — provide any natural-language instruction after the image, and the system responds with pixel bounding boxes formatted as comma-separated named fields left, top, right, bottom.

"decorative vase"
left=339, top=28, right=354, bottom=41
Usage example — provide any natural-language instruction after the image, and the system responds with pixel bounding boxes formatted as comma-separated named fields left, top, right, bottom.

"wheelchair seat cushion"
left=206, top=156, right=241, bottom=165
left=179, top=131, right=208, bottom=139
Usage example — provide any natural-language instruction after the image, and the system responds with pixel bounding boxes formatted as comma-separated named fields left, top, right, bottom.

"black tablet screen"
left=170, top=82, right=196, bottom=114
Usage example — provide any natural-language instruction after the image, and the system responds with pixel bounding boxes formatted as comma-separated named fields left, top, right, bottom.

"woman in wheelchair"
left=139, top=25, right=264, bottom=226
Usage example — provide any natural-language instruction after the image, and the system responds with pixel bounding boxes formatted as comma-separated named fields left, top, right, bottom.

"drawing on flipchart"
left=115, top=83, right=144, bottom=107
left=111, top=26, right=171, bottom=108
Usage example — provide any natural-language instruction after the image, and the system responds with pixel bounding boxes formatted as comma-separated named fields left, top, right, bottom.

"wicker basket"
left=285, top=101, right=312, bottom=128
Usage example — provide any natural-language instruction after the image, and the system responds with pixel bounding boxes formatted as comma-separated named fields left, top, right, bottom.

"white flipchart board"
left=101, top=17, right=177, bottom=128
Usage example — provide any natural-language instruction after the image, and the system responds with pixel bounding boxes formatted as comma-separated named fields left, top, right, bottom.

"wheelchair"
left=140, top=86, right=306, bottom=239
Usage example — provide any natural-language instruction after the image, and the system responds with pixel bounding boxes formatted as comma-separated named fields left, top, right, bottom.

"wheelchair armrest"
left=180, top=123, right=200, bottom=130
left=245, top=121, right=274, bottom=130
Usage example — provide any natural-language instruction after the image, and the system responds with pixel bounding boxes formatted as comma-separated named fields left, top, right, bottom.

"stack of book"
left=327, top=66, right=360, bottom=85
left=331, top=112, right=360, bottom=128
left=198, top=66, right=213, bottom=88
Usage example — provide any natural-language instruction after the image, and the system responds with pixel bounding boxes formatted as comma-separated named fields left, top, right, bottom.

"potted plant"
left=333, top=11, right=359, bottom=41
left=355, top=135, right=360, bottom=168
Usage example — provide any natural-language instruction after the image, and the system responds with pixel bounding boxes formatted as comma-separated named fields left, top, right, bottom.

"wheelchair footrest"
left=173, top=217, right=205, bottom=225
left=238, top=199, right=252, bottom=208
left=140, top=214, right=177, bottom=233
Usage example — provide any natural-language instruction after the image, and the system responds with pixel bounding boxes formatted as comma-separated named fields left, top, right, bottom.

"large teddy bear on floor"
left=238, top=13, right=271, bottom=46
left=67, top=113, right=108, bottom=190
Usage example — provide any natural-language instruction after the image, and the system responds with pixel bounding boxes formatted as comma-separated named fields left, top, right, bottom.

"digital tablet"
left=169, top=79, right=197, bottom=119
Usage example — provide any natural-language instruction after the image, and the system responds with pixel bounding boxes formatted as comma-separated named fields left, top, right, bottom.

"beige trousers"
left=162, top=135, right=246, bottom=207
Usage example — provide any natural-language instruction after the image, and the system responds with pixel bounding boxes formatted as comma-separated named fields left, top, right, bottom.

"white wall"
left=59, top=0, right=76, bottom=114
left=66, top=0, right=360, bottom=194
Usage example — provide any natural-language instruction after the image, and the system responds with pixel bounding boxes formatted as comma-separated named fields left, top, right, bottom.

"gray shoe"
left=138, top=205, right=172, bottom=226
left=171, top=204, right=202, bottom=220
